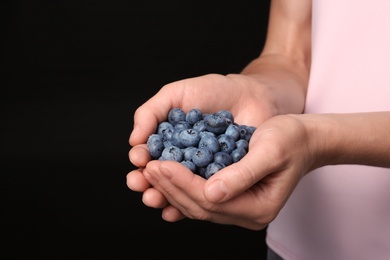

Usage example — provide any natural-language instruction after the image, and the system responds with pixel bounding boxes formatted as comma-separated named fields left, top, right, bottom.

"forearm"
left=238, top=0, right=312, bottom=116
left=240, top=54, right=309, bottom=115
left=303, top=112, right=390, bottom=169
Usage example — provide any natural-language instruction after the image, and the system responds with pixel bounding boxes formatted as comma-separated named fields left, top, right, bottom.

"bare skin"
left=126, top=0, right=390, bottom=230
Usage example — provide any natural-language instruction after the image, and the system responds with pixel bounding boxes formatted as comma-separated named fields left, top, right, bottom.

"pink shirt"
left=266, top=1, right=390, bottom=259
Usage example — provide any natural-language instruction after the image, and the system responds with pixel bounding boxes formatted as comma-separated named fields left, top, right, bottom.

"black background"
left=3, top=1, right=271, bottom=259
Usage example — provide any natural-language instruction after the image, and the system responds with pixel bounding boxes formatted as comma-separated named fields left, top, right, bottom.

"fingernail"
left=206, top=179, right=227, bottom=202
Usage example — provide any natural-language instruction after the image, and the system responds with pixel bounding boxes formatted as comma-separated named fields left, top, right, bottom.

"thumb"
left=204, top=140, right=277, bottom=202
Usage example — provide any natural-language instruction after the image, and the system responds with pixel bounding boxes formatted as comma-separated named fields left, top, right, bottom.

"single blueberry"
left=199, top=130, right=215, bottom=139
left=157, top=121, right=174, bottom=135
left=161, top=145, right=184, bottom=162
left=239, top=125, right=256, bottom=142
left=225, top=124, right=240, bottom=141
left=168, top=107, right=186, bottom=125
left=205, top=162, right=226, bottom=179
left=186, top=108, right=203, bottom=125
left=192, top=147, right=213, bottom=168
left=192, top=119, right=206, bottom=132
left=182, top=146, right=197, bottom=161
left=160, top=128, right=174, bottom=141
left=198, top=135, right=220, bottom=153
left=235, top=139, right=249, bottom=151
left=171, top=130, right=185, bottom=148
left=147, top=134, right=164, bottom=159
left=204, top=113, right=230, bottom=134
left=174, top=120, right=191, bottom=131
left=179, top=129, right=201, bottom=147
left=217, top=109, right=234, bottom=124
left=163, top=140, right=173, bottom=148
left=217, top=134, right=237, bottom=154
left=230, top=147, right=247, bottom=163
left=197, top=166, right=207, bottom=178
left=213, top=151, right=233, bottom=166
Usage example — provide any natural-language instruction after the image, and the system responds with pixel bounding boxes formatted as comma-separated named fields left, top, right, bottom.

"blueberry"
left=157, top=121, right=174, bottom=135
left=235, top=139, right=249, bottom=151
left=198, top=166, right=207, bottom=179
left=182, top=146, right=197, bottom=161
left=174, top=120, right=191, bottom=131
left=147, top=108, right=256, bottom=178
left=168, top=107, right=186, bottom=125
left=160, top=128, right=174, bottom=142
left=161, top=145, right=184, bottom=162
left=204, top=113, right=230, bottom=134
left=199, top=130, right=215, bottom=139
left=217, top=109, right=234, bottom=124
left=225, top=124, right=240, bottom=141
left=181, top=160, right=197, bottom=173
left=179, top=129, right=201, bottom=147
left=171, top=130, right=185, bottom=148
left=186, top=108, right=203, bottom=125
left=192, top=147, right=213, bottom=168
left=163, top=140, right=173, bottom=148
left=230, top=147, right=247, bottom=163
left=192, top=119, right=206, bottom=132
left=205, top=162, right=226, bottom=179
left=213, top=151, right=233, bottom=166
left=198, top=135, right=220, bottom=153
left=239, top=125, right=255, bottom=142
left=217, top=134, right=236, bottom=154
left=147, top=134, right=164, bottom=159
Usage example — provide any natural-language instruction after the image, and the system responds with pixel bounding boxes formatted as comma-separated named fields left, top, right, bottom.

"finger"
left=161, top=205, right=186, bottom=222
left=129, top=85, right=185, bottom=146
left=126, top=169, right=150, bottom=192
left=204, top=134, right=280, bottom=203
left=129, top=144, right=151, bottom=168
left=144, top=160, right=208, bottom=219
left=142, top=187, right=169, bottom=209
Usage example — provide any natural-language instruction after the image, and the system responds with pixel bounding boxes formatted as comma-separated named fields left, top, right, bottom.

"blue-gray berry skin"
left=163, top=140, right=173, bottom=148
left=147, top=134, right=164, bottom=159
left=230, top=147, right=247, bottom=163
left=205, top=162, right=226, bottom=179
left=147, top=108, right=256, bottom=178
left=198, top=135, right=220, bottom=153
left=179, top=129, right=201, bottom=147
left=160, top=128, right=174, bottom=142
left=186, top=108, right=203, bottom=125
left=217, top=134, right=237, bottom=154
left=168, top=108, right=186, bottom=125
left=235, top=139, right=249, bottom=151
left=174, top=120, right=191, bottom=131
left=204, top=113, right=230, bottom=134
left=181, top=160, right=197, bottom=173
left=199, top=130, right=215, bottom=139
left=198, top=167, right=207, bottom=179
left=239, top=125, right=255, bottom=142
left=192, top=147, right=213, bottom=167
left=213, top=151, right=233, bottom=166
left=157, top=121, right=174, bottom=135
left=171, top=130, right=185, bottom=148
left=225, top=124, right=240, bottom=141
left=161, top=145, right=184, bottom=162
left=217, top=109, right=234, bottom=124
left=192, top=119, right=206, bottom=132
left=182, top=146, right=197, bottom=161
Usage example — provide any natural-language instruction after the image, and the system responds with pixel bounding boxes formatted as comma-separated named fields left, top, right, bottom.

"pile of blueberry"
left=147, top=108, right=256, bottom=179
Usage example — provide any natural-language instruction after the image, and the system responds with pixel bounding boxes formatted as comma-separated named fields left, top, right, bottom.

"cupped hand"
left=127, top=74, right=276, bottom=190
left=126, top=73, right=305, bottom=228
left=137, top=114, right=315, bottom=230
